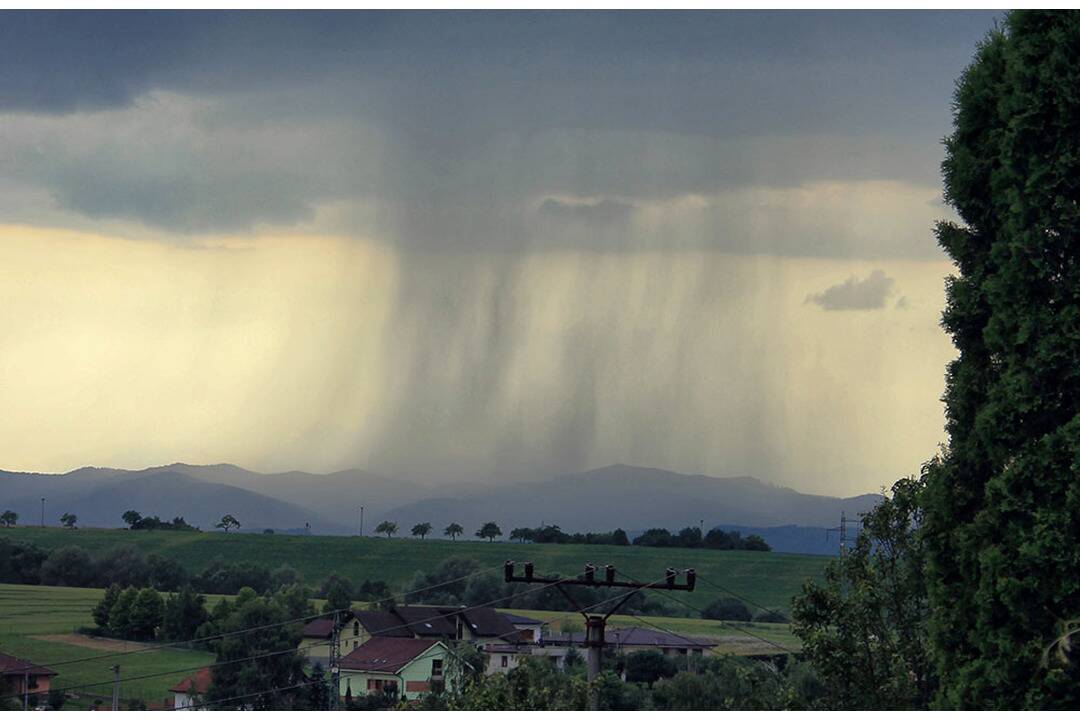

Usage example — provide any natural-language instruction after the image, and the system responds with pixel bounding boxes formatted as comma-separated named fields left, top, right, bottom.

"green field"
left=0, top=581, right=799, bottom=712
left=3, top=527, right=828, bottom=613
left=0, top=584, right=213, bottom=709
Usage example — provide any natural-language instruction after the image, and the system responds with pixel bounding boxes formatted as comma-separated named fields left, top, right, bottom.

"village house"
left=338, top=637, right=450, bottom=701
left=299, top=610, right=367, bottom=666
left=0, top=651, right=57, bottom=701
left=301, top=606, right=524, bottom=667
left=169, top=667, right=212, bottom=710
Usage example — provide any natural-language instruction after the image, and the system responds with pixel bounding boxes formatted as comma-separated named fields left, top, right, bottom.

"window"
left=431, top=659, right=444, bottom=677
left=353, top=640, right=358, bottom=649
left=501, top=655, right=509, bottom=668
left=353, top=621, right=360, bottom=637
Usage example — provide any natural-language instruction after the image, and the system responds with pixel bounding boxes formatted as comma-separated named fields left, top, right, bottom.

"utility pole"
left=40, top=498, right=45, bottom=528
left=505, top=561, right=696, bottom=710
left=22, top=664, right=29, bottom=711
left=329, top=610, right=341, bottom=710
left=358, top=506, right=364, bottom=537
left=110, top=665, right=120, bottom=711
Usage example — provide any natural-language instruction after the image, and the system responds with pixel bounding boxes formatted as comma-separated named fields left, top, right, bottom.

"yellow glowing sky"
left=0, top=222, right=955, bottom=496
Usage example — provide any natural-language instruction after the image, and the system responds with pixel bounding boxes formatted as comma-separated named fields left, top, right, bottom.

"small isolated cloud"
left=806, top=269, right=896, bottom=311
left=538, top=197, right=636, bottom=224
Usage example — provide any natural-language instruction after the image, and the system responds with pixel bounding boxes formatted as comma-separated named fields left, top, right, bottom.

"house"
left=169, top=667, right=212, bottom=711
left=497, top=612, right=546, bottom=644
left=299, top=610, right=358, bottom=666
left=338, top=637, right=450, bottom=701
left=0, top=651, right=57, bottom=699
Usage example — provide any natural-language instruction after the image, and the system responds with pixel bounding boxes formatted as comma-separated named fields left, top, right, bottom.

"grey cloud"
left=806, top=269, right=897, bottom=310
left=537, top=198, right=636, bottom=224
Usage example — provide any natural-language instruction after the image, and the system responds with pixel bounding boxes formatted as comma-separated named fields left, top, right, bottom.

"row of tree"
left=375, top=520, right=502, bottom=541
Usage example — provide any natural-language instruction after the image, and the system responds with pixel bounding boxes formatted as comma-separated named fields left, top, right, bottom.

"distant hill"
left=0, top=470, right=349, bottom=534
left=129, top=463, right=432, bottom=529
left=378, top=464, right=882, bottom=534
left=0, top=462, right=882, bottom=545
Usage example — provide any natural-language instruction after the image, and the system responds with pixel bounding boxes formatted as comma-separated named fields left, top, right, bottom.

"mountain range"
left=0, top=462, right=880, bottom=551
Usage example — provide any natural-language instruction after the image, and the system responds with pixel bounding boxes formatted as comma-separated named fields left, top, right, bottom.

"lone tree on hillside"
left=475, top=522, right=502, bottom=543
left=122, top=510, right=142, bottom=529
left=60, top=513, right=77, bottom=529
left=216, top=514, right=241, bottom=533
left=410, top=522, right=432, bottom=540
left=375, top=521, right=398, bottom=538
left=0, top=510, right=17, bottom=527
left=443, top=523, right=463, bottom=541
left=920, top=10, right=1080, bottom=709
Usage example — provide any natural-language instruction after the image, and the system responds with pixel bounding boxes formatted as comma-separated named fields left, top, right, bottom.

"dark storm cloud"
left=0, top=10, right=996, bottom=252
left=806, top=269, right=897, bottom=310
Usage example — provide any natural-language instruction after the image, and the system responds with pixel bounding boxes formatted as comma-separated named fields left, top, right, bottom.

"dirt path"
left=32, top=633, right=159, bottom=652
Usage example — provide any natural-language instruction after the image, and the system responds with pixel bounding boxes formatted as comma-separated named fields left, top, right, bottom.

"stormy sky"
left=0, top=11, right=999, bottom=496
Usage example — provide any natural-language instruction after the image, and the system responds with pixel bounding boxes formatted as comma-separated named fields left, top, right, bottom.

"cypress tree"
left=924, top=10, right=1080, bottom=708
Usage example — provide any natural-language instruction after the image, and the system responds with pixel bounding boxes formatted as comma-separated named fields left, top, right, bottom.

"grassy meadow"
left=0, top=584, right=213, bottom=709
left=2, top=526, right=828, bottom=613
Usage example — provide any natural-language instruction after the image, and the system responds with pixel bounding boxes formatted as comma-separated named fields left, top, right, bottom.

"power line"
left=11, top=571, right=579, bottom=704
left=172, top=677, right=327, bottom=711
left=1, top=638, right=337, bottom=702
left=38, top=563, right=505, bottom=669
left=612, top=568, right=798, bottom=655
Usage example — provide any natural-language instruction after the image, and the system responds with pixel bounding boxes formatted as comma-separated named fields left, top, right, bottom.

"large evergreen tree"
left=924, top=10, right=1080, bottom=708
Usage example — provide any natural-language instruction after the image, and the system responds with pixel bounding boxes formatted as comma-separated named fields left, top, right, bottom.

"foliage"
left=46, top=688, right=66, bottom=711
left=443, top=522, right=464, bottom=540
left=59, top=513, right=77, bottom=529
left=406, top=557, right=483, bottom=605
left=322, top=574, right=354, bottom=613
left=215, top=514, right=241, bottom=533
left=447, top=657, right=589, bottom=710
left=922, top=9, right=1080, bottom=709
left=651, top=656, right=788, bottom=710
left=39, top=546, right=95, bottom=587
left=107, top=586, right=139, bottom=637
left=122, top=510, right=197, bottom=531
left=204, top=594, right=307, bottom=709
left=0, top=511, right=17, bottom=527
left=411, top=522, right=432, bottom=539
left=128, top=587, right=164, bottom=639
left=635, top=526, right=771, bottom=552
left=792, top=474, right=934, bottom=709
left=475, top=521, right=502, bottom=542
left=375, top=520, right=398, bottom=538
left=162, top=585, right=209, bottom=641
left=92, top=583, right=122, bottom=628
left=701, top=597, right=751, bottom=622
left=623, top=649, right=678, bottom=685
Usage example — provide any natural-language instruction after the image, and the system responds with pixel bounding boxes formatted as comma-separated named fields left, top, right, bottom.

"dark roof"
left=499, top=612, right=545, bottom=626
left=547, top=627, right=716, bottom=649
left=302, top=610, right=355, bottom=639
left=170, top=667, right=212, bottom=694
left=457, top=607, right=518, bottom=638
left=339, top=637, right=440, bottom=674
left=354, top=611, right=413, bottom=638
left=0, top=651, right=56, bottom=678
left=392, top=606, right=457, bottom=637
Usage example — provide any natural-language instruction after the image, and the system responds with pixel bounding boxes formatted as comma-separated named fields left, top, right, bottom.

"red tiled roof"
left=170, top=667, right=212, bottom=694
left=0, top=651, right=56, bottom=677
left=338, top=637, right=439, bottom=675
left=302, top=610, right=355, bottom=638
